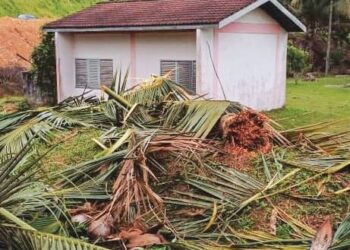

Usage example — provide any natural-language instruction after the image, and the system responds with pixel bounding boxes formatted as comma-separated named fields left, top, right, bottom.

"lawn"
left=268, top=76, right=350, bottom=129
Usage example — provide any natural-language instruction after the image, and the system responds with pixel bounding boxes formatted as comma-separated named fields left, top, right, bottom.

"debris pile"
left=0, top=74, right=350, bottom=249
left=221, top=110, right=273, bottom=154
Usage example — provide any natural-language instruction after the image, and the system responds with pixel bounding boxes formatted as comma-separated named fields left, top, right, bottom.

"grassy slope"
left=0, top=0, right=99, bottom=17
left=268, top=76, right=350, bottom=129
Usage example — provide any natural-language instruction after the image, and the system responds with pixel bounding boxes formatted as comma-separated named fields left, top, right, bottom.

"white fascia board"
left=219, top=0, right=306, bottom=32
left=44, top=24, right=217, bottom=33
left=269, top=0, right=307, bottom=32
left=219, top=0, right=269, bottom=28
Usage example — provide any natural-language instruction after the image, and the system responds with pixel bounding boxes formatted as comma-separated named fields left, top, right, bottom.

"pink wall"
left=55, top=31, right=196, bottom=101
left=197, top=8, right=288, bottom=110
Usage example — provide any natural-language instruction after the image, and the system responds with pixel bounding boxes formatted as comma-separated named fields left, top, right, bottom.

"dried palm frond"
left=281, top=120, right=350, bottom=154
left=281, top=156, right=350, bottom=173
left=166, top=163, right=264, bottom=235
left=94, top=129, right=215, bottom=226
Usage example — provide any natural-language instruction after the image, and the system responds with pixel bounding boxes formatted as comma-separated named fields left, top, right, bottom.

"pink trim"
left=130, top=33, right=137, bottom=84
left=219, top=22, right=281, bottom=34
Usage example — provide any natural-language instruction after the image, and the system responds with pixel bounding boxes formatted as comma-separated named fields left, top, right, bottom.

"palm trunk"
left=325, top=0, right=334, bottom=75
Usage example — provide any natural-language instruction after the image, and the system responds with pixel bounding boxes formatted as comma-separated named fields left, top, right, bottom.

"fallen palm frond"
left=163, top=100, right=232, bottom=138
left=123, top=75, right=192, bottom=106
left=331, top=213, right=350, bottom=249
left=0, top=96, right=112, bottom=160
left=281, top=120, right=350, bottom=154
left=2, top=73, right=350, bottom=249
left=0, top=225, right=108, bottom=250
left=91, top=129, right=216, bottom=232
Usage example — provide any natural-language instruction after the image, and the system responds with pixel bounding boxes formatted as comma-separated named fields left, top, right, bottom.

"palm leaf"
left=0, top=225, right=108, bottom=250
left=109, top=66, right=129, bottom=94
left=331, top=213, right=350, bottom=249
left=0, top=103, right=110, bottom=159
left=123, top=75, right=192, bottom=106
left=163, top=100, right=231, bottom=138
left=0, top=119, right=53, bottom=160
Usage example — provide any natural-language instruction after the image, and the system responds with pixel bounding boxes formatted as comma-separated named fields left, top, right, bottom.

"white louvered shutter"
left=75, top=59, right=113, bottom=89
left=75, top=59, right=88, bottom=88
left=100, top=59, right=114, bottom=87
left=160, top=60, right=176, bottom=82
left=160, top=60, right=196, bottom=93
left=87, top=59, right=100, bottom=89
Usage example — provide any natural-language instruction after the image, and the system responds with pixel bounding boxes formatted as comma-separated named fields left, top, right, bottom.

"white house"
left=45, top=0, right=305, bottom=110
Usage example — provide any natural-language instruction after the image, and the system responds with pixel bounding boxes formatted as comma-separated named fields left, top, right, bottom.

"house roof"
left=44, top=0, right=306, bottom=32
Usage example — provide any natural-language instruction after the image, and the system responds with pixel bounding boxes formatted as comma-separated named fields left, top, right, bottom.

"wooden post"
left=325, top=0, right=334, bottom=76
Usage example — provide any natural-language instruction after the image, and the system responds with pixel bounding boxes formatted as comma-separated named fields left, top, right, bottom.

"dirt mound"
left=0, top=17, right=51, bottom=69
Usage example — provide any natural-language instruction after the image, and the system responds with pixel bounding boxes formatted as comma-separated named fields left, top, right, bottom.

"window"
left=160, top=60, right=196, bottom=93
left=75, top=59, right=113, bottom=89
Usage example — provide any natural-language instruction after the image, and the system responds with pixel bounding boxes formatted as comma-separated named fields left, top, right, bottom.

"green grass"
left=0, top=0, right=99, bottom=18
left=268, top=76, right=350, bottom=129
left=35, top=128, right=101, bottom=172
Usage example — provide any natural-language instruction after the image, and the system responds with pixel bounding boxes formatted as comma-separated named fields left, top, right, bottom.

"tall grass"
left=0, top=0, right=99, bottom=18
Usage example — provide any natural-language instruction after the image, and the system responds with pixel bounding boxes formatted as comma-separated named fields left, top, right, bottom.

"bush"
left=0, top=96, right=31, bottom=113
left=287, top=42, right=310, bottom=77
left=31, top=32, right=57, bottom=103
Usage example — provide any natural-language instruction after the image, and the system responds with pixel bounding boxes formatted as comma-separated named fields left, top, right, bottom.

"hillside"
left=0, top=0, right=99, bottom=18
left=0, top=17, right=50, bottom=68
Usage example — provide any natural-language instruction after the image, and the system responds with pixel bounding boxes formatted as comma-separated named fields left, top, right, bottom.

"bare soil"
left=0, top=17, right=50, bottom=69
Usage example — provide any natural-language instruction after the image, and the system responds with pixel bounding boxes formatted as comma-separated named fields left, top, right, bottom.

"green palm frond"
left=0, top=142, right=41, bottom=207
left=163, top=100, right=231, bottom=138
left=0, top=208, right=36, bottom=230
left=331, top=213, right=350, bottom=249
left=52, top=150, right=126, bottom=186
left=123, top=75, right=192, bottom=106
left=0, top=111, right=37, bottom=133
left=0, top=225, right=108, bottom=250
left=0, top=103, right=111, bottom=160
left=109, top=66, right=129, bottom=94
left=0, top=119, right=54, bottom=159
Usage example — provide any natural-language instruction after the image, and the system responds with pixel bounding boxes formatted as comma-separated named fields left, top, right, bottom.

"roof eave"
left=44, top=24, right=218, bottom=33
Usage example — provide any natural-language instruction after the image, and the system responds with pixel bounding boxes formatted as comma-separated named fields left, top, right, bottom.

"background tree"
left=282, top=0, right=350, bottom=74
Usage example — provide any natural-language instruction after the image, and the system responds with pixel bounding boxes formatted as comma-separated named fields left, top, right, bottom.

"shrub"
left=287, top=42, right=310, bottom=77
left=0, top=96, right=31, bottom=113
left=31, top=32, right=57, bottom=103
